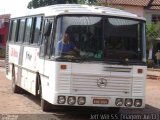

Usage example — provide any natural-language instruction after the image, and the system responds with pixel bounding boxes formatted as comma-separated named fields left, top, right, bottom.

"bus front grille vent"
left=5, top=45, right=9, bottom=75
left=103, top=67, right=132, bottom=73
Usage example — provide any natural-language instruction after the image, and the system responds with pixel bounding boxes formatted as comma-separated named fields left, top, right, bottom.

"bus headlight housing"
left=125, top=98, right=133, bottom=107
left=115, top=98, right=123, bottom=106
left=134, top=99, right=142, bottom=107
left=77, top=97, right=86, bottom=105
left=67, top=96, right=76, bottom=105
left=58, top=96, right=66, bottom=104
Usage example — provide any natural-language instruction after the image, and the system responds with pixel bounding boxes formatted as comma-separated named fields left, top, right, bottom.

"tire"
left=39, top=84, right=51, bottom=112
left=35, top=73, right=41, bottom=97
left=11, top=65, right=22, bottom=94
left=41, top=98, right=52, bottom=112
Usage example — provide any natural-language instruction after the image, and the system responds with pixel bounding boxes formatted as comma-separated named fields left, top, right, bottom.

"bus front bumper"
left=52, top=94, right=145, bottom=108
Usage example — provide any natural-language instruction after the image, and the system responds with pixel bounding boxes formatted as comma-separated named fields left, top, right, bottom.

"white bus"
left=6, top=4, right=146, bottom=112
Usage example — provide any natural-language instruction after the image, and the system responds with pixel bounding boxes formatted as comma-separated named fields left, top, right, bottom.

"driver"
left=57, top=33, right=79, bottom=54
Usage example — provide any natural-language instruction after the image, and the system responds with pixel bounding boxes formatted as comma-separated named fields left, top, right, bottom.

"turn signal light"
left=60, top=65, right=67, bottom=70
left=137, top=69, right=143, bottom=74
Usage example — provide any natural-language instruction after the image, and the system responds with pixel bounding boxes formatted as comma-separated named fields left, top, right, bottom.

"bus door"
left=39, top=18, right=56, bottom=102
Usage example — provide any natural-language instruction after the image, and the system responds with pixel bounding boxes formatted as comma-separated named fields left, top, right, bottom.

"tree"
left=146, top=22, right=160, bottom=59
left=27, top=0, right=97, bottom=9
left=28, top=0, right=56, bottom=9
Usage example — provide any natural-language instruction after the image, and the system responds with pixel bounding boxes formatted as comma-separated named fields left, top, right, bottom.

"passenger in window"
left=57, top=33, right=79, bottom=55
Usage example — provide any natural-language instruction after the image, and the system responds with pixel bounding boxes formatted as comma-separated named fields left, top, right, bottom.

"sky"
left=0, top=0, right=31, bottom=15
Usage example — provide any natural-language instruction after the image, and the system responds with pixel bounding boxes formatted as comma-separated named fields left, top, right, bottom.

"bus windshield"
left=54, top=15, right=145, bottom=64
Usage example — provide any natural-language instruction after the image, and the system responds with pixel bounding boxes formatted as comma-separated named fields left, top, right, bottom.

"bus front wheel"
left=41, top=98, right=51, bottom=112
left=39, top=85, right=51, bottom=112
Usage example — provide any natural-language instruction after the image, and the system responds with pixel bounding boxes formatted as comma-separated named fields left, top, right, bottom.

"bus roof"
left=11, top=4, right=145, bottom=21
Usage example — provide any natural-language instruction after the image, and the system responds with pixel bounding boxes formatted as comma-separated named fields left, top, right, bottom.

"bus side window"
left=40, top=18, right=54, bottom=58
left=23, top=18, right=32, bottom=44
left=9, top=20, right=18, bottom=42
left=15, top=19, right=20, bottom=42
left=39, top=19, right=49, bottom=57
left=17, top=18, right=26, bottom=43
left=46, top=19, right=54, bottom=58
left=31, top=16, right=43, bottom=44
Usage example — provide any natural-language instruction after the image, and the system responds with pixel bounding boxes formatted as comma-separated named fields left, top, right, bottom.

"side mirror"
left=43, top=22, right=52, bottom=36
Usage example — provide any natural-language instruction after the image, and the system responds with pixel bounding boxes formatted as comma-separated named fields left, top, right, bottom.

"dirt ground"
left=146, top=81, right=160, bottom=109
left=0, top=68, right=44, bottom=114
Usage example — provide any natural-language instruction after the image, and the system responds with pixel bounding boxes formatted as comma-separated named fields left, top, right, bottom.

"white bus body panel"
left=6, top=44, right=21, bottom=80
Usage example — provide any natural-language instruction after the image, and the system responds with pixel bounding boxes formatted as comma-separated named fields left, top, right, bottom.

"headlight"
left=125, top=99, right=133, bottom=107
left=134, top=99, right=142, bottom=107
left=67, top=96, right=76, bottom=105
left=77, top=97, right=86, bottom=105
left=57, top=96, right=66, bottom=104
left=115, top=98, right=123, bottom=106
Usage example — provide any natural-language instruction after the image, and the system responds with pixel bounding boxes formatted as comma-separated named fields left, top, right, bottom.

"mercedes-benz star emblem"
left=97, top=77, right=107, bottom=88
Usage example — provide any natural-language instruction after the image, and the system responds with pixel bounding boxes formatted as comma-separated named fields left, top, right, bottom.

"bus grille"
left=5, top=45, right=9, bottom=75
left=103, top=67, right=132, bottom=72
left=132, top=78, right=144, bottom=96
left=71, top=74, right=132, bottom=96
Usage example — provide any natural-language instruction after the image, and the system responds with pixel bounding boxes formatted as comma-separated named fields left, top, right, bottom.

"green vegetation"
left=146, top=22, right=160, bottom=50
left=146, top=22, right=160, bottom=60
left=146, top=22, right=160, bottom=67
